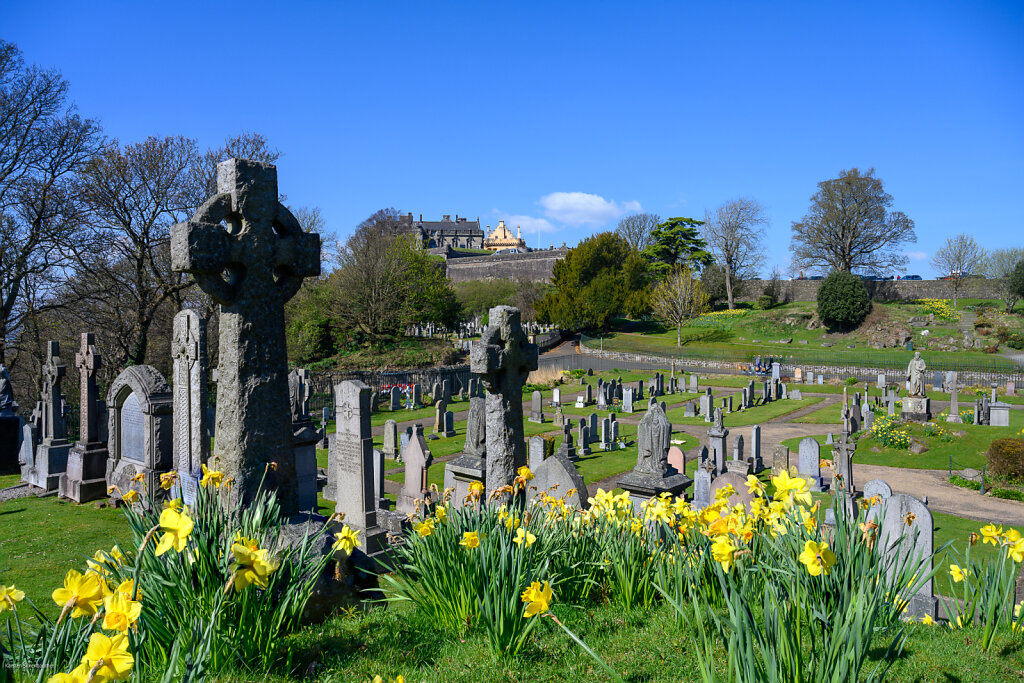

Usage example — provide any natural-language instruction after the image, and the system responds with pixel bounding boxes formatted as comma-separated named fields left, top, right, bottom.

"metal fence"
left=305, top=366, right=475, bottom=417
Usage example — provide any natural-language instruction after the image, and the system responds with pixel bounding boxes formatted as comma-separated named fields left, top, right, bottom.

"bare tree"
left=651, top=266, right=709, bottom=347
left=0, top=40, right=103, bottom=366
left=614, top=212, right=661, bottom=252
left=702, top=198, right=768, bottom=309
left=982, top=247, right=1024, bottom=313
left=931, top=234, right=986, bottom=307
left=791, top=168, right=916, bottom=274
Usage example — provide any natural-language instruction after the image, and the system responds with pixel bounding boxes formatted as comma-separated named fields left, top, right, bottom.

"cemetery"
left=2, top=6, right=1024, bottom=682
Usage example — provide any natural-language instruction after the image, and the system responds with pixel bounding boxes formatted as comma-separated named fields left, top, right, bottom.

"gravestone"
left=772, top=445, right=789, bottom=476
left=412, top=383, right=422, bottom=408
left=797, top=437, right=823, bottom=491
left=623, top=387, right=634, bottom=413
left=825, top=432, right=833, bottom=444
left=431, top=382, right=441, bottom=403
left=389, top=387, right=401, bottom=411
left=667, top=445, right=685, bottom=473
left=878, top=494, right=938, bottom=620
left=372, top=448, right=389, bottom=510
left=617, top=399, right=690, bottom=511
left=398, top=424, right=433, bottom=514
left=584, top=384, right=593, bottom=405
left=555, top=423, right=577, bottom=461
left=0, top=365, right=19, bottom=476
left=790, top=389, right=802, bottom=400
left=794, top=368, right=802, bottom=382
left=726, top=435, right=750, bottom=475
left=700, top=393, right=712, bottom=420
left=289, top=369, right=320, bottom=511
left=596, top=384, right=608, bottom=409
left=577, top=421, right=591, bottom=456
left=772, top=363, right=781, bottom=381
left=443, top=395, right=487, bottom=507
left=529, top=390, right=545, bottom=423
left=105, top=366, right=174, bottom=505
left=330, top=380, right=386, bottom=554
left=382, top=419, right=399, bottom=459
left=470, top=307, right=538, bottom=498
left=551, top=387, right=561, bottom=407
left=683, top=401, right=696, bottom=418
left=441, top=410, right=456, bottom=437
left=877, top=373, right=886, bottom=389
left=574, top=394, right=585, bottom=408
left=531, top=453, right=588, bottom=509
left=693, top=459, right=715, bottom=509
left=946, top=371, right=963, bottom=423
left=902, top=352, right=931, bottom=423
left=831, top=430, right=855, bottom=497
left=528, top=435, right=546, bottom=471
left=21, top=341, right=71, bottom=491
left=433, top=400, right=446, bottom=433
left=553, top=405, right=565, bottom=427
left=750, top=425, right=763, bottom=472
left=600, top=417, right=611, bottom=449
left=611, top=419, right=620, bottom=445
left=817, top=375, right=823, bottom=385
left=59, top=333, right=109, bottom=503
left=710, top=471, right=755, bottom=508
left=689, top=375, right=698, bottom=392
left=705, top=408, right=728, bottom=474
left=806, top=370, right=814, bottom=385
left=637, top=380, right=644, bottom=400
left=1008, top=381, right=1016, bottom=397
left=861, top=404, right=874, bottom=431
left=990, top=402, right=1011, bottom=427
left=171, top=159, right=320, bottom=515
left=442, top=379, right=451, bottom=404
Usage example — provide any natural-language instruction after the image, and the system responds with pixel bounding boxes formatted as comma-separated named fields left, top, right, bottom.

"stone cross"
left=470, top=306, right=538, bottom=497
left=171, top=310, right=209, bottom=503
left=75, top=333, right=102, bottom=444
left=41, top=341, right=67, bottom=443
left=171, top=159, right=320, bottom=516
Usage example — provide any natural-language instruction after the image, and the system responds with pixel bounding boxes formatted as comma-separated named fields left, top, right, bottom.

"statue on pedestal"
left=906, top=352, right=926, bottom=397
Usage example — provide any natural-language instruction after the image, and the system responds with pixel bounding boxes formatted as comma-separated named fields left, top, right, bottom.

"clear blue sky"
left=3, top=1, right=1022, bottom=276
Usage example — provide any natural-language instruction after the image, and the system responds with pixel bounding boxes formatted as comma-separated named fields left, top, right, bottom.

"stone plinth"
left=901, top=396, right=931, bottom=423
left=444, top=454, right=486, bottom=506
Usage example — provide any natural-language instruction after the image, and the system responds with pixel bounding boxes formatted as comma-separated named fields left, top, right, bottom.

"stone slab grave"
left=329, top=380, right=386, bottom=554
left=692, top=459, right=715, bottom=510
left=59, top=333, right=110, bottom=503
left=529, top=390, right=545, bottom=423
left=771, top=445, right=789, bottom=476
left=441, top=410, right=456, bottom=438
left=105, top=365, right=173, bottom=505
left=382, top=419, right=399, bottom=460
left=990, top=402, right=1011, bottom=427
left=21, top=341, right=71, bottom=491
left=443, top=395, right=487, bottom=505
left=551, top=387, right=561, bottom=407
left=470, top=306, right=538, bottom=499
left=797, top=437, right=824, bottom=491
left=589, top=413, right=599, bottom=444
left=528, top=435, right=547, bottom=471
left=576, top=419, right=591, bottom=456
left=531, top=452, right=589, bottom=509
left=617, top=397, right=691, bottom=512
left=171, top=159, right=320, bottom=515
left=878, top=491, right=938, bottom=620
left=623, top=387, right=634, bottom=413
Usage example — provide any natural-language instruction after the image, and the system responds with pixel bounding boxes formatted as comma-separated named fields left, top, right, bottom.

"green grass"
left=209, top=598, right=1024, bottom=683
left=666, top=396, right=824, bottom=426
left=783, top=409, right=1024, bottom=470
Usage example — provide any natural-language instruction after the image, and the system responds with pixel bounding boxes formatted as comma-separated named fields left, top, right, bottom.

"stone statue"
left=906, top=352, right=926, bottom=397
left=713, top=406, right=724, bottom=431
left=288, top=370, right=302, bottom=423
left=0, top=364, right=15, bottom=415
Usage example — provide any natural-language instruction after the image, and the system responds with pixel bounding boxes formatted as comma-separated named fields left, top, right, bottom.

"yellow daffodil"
left=949, top=564, right=968, bottom=583
left=154, top=508, right=194, bottom=556
left=159, top=471, right=177, bottom=490
left=80, top=632, right=134, bottom=681
left=101, top=592, right=142, bottom=633
left=521, top=580, right=552, bottom=617
left=230, top=542, right=277, bottom=591
left=233, top=533, right=260, bottom=552
left=468, top=481, right=484, bottom=497
left=130, top=472, right=145, bottom=484
left=1009, top=539, right=1024, bottom=564
left=714, top=484, right=736, bottom=503
left=52, top=569, right=105, bottom=618
left=163, top=498, right=184, bottom=512
left=122, top=489, right=140, bottom=504
left=711, top=535, right=738, bottom=572
left=114, top=579, right=140, bottom=601
left=460, top=531, right=480, bottom=549
left=921, top=614, right=934, bottom=625
left=798, top=540, right=837, bottom=576
left=517, top=465, right=535, bottom=482
left=0, top=584, right=25, bottom=612
left=980, top=523, right=1003, bottom=546
left=771, top=470, right=812, bottom=507
left=332, top=525, right=361, bottom=556
left=413, top=518, right=435, bottom=537
left=46, top=663, right=92, bottom=683
left=513, top=527, right=537, bottom=548
left=434, top=505, right=447, bottom=523
left=745, top=475, right=765, bottom=497
left=200, top=463, right=224, bottom=488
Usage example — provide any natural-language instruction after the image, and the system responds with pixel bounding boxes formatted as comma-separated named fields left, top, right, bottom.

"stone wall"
left=736, top=278, right=1002, bottom=303
left=445, top=248, right=569, bottom=283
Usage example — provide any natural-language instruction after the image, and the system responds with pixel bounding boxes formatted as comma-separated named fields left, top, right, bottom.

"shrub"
left=950, top=475, right=982, bottom=491
left=845, top=376, right=859, bottom=386
left=1007, top=334, right=1024, bottom=350
left=992, top=487, right=1024, bottom=502
left=870, top=414, right=910, bottom=449
left=987, top=438, right=1024, bottom=479
left=755, top=295, right=774, bottom=310
left=816, top=271, right=871, bottom=330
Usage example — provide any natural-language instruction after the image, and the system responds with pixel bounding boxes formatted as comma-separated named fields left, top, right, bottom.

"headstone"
left=637, top=380, right=644, bottom=400
left=529, top=390, right=545, bottom=423
left=600, top=417, right=612, bottom=449
left=584, top=384, right=593, bottom=405
left=171, top=159, right=320, bottom=515
left=831, top=431, right=855, bottom=496
left=442, top=410, right=456, bottom=437
left=287, top=369, right=320, bottom=511
left=412, top=383, right=422, bottom=408
left=551, top=387, right=561, bottom=407
left=382, top=419, right=399, bottom=459
left=932, top=371, right=943, bottom=392
left=574, top=394, right=585, bottom=408
left=553, top=405, right=565, bottom=427
left=693, top=459, right=715, bottom=509
left=528, top=435, right=546, bottom=471
left=790, top=389, right=802, bottom=400
left=667, top=445, right=685, bottom=473
left=771, top=363, right=781, bottom=381
left=596, top=383, right=608, bottom=409
left=689, top=375, right=698, bottom=393
left=0, top=364, right=20, bottom=476
left=863, top=478, right=893, bottom=504
left=771, top=445, right=789, bottom=477
left=531, top=453, right=589, bottom=509
left=750, top=425, right=763, bottom=472
left=825, top=432, right=834, bottom=445
left=105, top=366, right=174, bottom=505
left=623, top=387, right=634, bottom=413
left=710, top=471, right=755, bottom=508
left=878, top=494, right=937, bottom=620
left=21, top=341, right=71, bottom=491
left=700, top=393, right=712, bottom=420
left=397, top=424, right=433, bottom=514
left=817, top=375, right=823, bottom=385
left=705, top=408, right=729, bottom=474
left=794, top=368, right=802, bottom=382
left=372, top=448, right=389, bottom=510
left=431, top=382, right=442, bottom=403
left=990, top=402, right=1011, bottom=427
left=442, top=379, right=452, bottom=404
left=555, top=422, right=577, bottom=461
left=589, top=413, right=599, bottom=444
left=389, top=387, right=401, bottom=411
left=902, top=352, right=931, bottom=423
left=577, top=422, right=591, bottom=456
left=1008, top=381, right=1016, bottom=397
left=617, top=400, right=691, bottom=511
left=433, top=400, right=446, bottom=433
left=59, top=333, right=109, bottom=503
left=877, top=373, right=886, bottom=389
left=806, top=370, right=814, bottom=385
left=683, top=401, right=696, bottom=418
left=797, top=437, right=823, bottom=491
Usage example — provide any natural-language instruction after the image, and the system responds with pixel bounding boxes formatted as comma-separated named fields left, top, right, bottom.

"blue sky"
left=3, top=1, right=1022, bottom=276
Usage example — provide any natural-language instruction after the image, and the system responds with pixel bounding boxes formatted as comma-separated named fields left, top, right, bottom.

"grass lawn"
left=666, top=396, right=824, bottom=426
left=783, top=408, right=1024, bottom=470
left=213, top=598, right=1024, bottom=683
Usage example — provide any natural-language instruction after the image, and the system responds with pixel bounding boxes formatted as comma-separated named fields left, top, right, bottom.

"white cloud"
left=904, top=250, right=928, bottom=261
left=501, top=214, right=558, bottom=234
left=539, top=191, right=642, bottom=227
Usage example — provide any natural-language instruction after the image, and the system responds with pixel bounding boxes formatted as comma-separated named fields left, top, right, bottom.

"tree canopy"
left=536, top=232, right=648, bottom=331
left=790, top=168, right=915, bottom=274
left=642, top=217, right=713, bottom=279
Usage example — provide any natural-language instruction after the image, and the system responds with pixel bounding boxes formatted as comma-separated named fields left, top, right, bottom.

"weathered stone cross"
left=75, top=334, right=102, bottom=444
left=42, top=341, right=67, bottom=442
left=172, top=159, right=320, bottom=515
left=470, top=306, right=538, bottom=497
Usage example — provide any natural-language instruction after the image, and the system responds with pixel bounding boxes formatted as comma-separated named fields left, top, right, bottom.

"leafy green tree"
left=536, top=232, right=648, bottom=331
left=651, top=266, right=710, bottom=346
left=1009, top=259, right=1024, bottom=311
left=398, top=240, right=464, bottom=332
left=642, top=217, right=713, bottom=279
left=285, top=276, right=339, bottom=364
left=816, top=271, right=871, bottom=331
